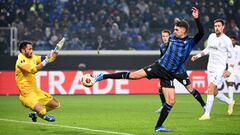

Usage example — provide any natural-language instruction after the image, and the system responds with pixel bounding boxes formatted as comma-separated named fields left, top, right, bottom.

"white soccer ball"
left=81, top=74, right=95, bottom=87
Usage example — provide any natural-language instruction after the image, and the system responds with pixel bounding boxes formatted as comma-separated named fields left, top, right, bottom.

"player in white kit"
left=226, top=36, right=240, bottom=102
left=191, top=19, right=235, bottom=120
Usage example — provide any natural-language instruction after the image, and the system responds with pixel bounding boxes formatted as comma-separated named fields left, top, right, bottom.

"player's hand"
left=191, top=55, right=198, bottom=62
left=48, top=50, right=58, bottom=59
left=192, top=7, right=199, bottom=19
left=224, top=70, right=231, bottom=78
left=47, top=50, right=57, bottom=63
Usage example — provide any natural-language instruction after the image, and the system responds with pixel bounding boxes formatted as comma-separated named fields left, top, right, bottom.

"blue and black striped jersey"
left=159, top=43, right=168, bottom=58
left=159, top=43, right=187, bottom=74
left=157, top=18, right=204, bottom=73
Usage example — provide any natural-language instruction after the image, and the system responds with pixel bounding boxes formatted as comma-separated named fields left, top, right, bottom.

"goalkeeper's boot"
left=228, top=100, right=235, bottom=115
left=155, top=126, right=172, bottom=132
left=199, top=113, right=210, bottom=120
left=95, top=73, right=104, bottom=82
left=29, top=112, right=37, bottom=122
left=155, top=106, right=163, bottom=113
left=43, top=115, right=56, bottom=122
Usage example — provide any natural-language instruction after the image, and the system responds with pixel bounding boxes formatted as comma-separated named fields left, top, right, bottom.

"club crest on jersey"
left=209, top=46, right=218, bottom=50
left=33, top=60, right=36, bottom=65
left=182, top=79, right=187, bottom=85
left=184, top=41, right=187, bottom=44
left=147, top=68, right=152, bottom=71
left=20, top=59, right=25, bottom=64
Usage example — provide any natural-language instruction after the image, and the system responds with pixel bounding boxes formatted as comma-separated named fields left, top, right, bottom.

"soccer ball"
left=81, top=74, right=95, bottom=87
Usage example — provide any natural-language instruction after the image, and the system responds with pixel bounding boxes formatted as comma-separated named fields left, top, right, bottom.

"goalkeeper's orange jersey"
left=15, top=53, right=41, bottom=97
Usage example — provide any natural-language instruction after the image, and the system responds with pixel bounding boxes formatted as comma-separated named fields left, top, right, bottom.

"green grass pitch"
left=0, top=94, right=239, bottom=135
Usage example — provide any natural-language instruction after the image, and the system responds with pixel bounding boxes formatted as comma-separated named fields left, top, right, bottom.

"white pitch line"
left=0, top=118, right=135, bottom=135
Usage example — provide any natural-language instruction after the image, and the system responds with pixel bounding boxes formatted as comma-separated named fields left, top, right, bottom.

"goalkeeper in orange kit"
left=15, top=38, right=65, bottom=122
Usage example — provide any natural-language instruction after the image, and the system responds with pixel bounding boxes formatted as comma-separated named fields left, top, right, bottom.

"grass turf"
left=0, top=94, right=239, bottom=135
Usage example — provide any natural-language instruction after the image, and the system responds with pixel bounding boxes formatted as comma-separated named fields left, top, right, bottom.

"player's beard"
left=25, top=52, right=32, bottom=58
left=215, top=30, right=221, bottom=37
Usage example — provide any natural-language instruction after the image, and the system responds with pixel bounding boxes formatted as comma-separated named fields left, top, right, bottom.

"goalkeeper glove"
left=53, top=37, right=65, bottom=53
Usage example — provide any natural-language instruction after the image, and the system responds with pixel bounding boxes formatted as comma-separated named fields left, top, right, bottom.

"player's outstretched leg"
left=95, top=73, right=104, bottom=82
left=95, top=72, right=130, bottom=83
left=29, top=112, right=37, bottom=122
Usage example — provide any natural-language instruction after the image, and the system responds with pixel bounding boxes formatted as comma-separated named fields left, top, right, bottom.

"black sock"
left=155, top=103, right=172, bottom=128
left=159, top=88, right=165, bottom=106
left=191, top=89, right=206, bottom=107
left=103, top=72, right=130, bottom=79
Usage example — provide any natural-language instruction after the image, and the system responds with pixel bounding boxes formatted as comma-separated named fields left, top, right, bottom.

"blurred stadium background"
left=0, top=0, right=240, bottom=135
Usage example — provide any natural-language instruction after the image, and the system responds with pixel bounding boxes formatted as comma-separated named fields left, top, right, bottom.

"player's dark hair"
left=161, top=29, right=171, bottom=35
left=174, top=19, right=189, bottom=32
left=229, top=35, right=237, bottom=40
left=19, top=41, right=32, bottom=52
left=214, top=19, right=225, bottom=26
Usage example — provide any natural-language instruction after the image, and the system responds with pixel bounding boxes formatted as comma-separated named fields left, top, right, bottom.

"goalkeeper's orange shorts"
left=19, top=89, right=53, bottom=110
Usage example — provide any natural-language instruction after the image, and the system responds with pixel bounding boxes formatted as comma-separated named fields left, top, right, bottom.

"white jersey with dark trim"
left=207, top=33, right=234, bottom=74
left=232, top=45, right=240, bottom=72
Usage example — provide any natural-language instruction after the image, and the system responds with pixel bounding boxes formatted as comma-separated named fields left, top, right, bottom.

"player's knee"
left=55, top=101, right=60, bottom=109
left=169, top=99, right=176, bottom=106
left=166, top=97, right=176, bottom=106
left=129, top=74, right=139, bottom=79
left=52, top=100, right=60, bottom=109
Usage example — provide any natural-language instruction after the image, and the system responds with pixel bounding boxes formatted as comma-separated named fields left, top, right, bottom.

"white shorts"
left=208, top=71, right=224, bottom=88
left=227, top=71, right=240, bottom=83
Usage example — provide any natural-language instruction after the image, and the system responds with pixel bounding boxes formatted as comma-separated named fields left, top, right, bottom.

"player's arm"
left=191, top=47, right=209, bottom=62
left=17, top=59, right=41, bottom=74
left=38, top=37, right=65, bottom=66
left=192, top=7, right=204, bottom=44
left=224, top=40, right=235, bottom=77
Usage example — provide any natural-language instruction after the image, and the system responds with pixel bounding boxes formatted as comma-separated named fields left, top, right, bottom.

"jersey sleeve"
left=159, top=44, right=164, bottom=58
left=227, top=38, right=235, bottom=66
left=36, top=55, right=42, bottom=64
left=193, top=18, right=204, bottom=44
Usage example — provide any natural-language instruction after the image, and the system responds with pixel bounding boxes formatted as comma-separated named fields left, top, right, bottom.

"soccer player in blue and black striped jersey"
left=93, top=7, right=204, bottom=132
left=156, top=30, right=206, bottom=114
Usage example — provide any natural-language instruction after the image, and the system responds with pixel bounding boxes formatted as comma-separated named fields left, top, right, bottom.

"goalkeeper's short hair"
left=19, top=41, right=32, bottom=52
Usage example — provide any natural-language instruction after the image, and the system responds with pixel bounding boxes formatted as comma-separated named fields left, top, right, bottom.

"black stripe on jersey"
left=164, top=43, right=173, bottom=69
